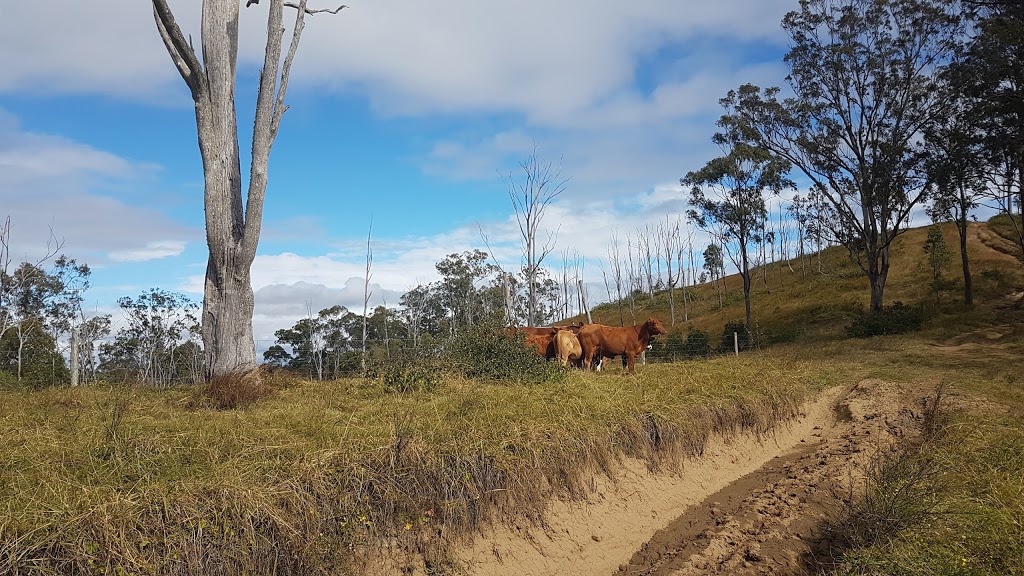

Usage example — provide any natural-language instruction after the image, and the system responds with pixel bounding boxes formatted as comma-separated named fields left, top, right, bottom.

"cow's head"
left=643, top=317, right=667, bottom=338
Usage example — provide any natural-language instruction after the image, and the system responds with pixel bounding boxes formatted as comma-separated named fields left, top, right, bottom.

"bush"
left=648, top=331, right=685, bottom=361
left=719, top=321, right=751, bottom=353
left=846, top=301, right=926, bottom=338
left=442, top=327, right=564, bottom=385
left=366, top=351, right=446, bottom=394
left=683, top=329, right=711, bottom=358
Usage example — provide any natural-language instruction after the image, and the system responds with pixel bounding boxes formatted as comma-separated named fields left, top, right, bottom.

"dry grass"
left=187, top=367, right=285, bottom=410
left=588, top=221, right=1024, bottom=346
left=2, top=220, right=1021, bottom=575
left=0, top=355, right=830, bottom=575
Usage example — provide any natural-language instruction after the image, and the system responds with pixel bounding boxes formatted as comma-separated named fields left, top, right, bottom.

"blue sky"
left=0, top=0, right=802, bottom=345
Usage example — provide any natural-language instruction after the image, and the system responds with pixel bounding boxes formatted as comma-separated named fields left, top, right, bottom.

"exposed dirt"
left=973, top=222, right=1023, bottom=263
left=615, top=379, right=936, bottom=576
left=439, top=379, right=941, bottom=576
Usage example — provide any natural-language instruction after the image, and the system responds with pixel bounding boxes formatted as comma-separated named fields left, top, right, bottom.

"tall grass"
left=0, top=355, right=829, bottom=575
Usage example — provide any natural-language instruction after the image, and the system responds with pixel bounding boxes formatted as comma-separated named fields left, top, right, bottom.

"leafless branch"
left=151, top=0, right=205, bottom=99
left=284, top=2, right=347, bottom=14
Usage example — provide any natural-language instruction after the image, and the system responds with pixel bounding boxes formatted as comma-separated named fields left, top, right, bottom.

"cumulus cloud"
left=0, top=109, right=196, bottom=264
left=1, top=1, right=793, bottom=116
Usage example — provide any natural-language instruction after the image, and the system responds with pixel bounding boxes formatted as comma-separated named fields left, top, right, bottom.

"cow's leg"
left=626, top=353, right=636, bottom=374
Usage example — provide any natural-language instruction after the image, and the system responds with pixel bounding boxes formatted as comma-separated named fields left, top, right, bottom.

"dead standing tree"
left=504, top=149, right=568, bottom=327
left=152, top=0, right=343, bottom=378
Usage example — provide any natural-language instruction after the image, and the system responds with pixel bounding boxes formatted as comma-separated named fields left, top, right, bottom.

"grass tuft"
left=189, top=368, right=279, bottom=410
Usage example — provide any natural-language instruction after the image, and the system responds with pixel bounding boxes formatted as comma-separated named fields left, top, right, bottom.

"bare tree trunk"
left=152, top=0, right=331, bottom=378
left=578, top=279, right=592, bottom=324
left=70, top=327, right=80, bottom=387
left=505, top=146, right=567, bottom=327
left=957, top=212, right=972, bottom=306
left=15, top=323, right=26, bottom=381
left=504, top=272, right=513, bottom=327
left=362, top=222, right=372, bottom=373
left=382, top=298, right=391, bottom=358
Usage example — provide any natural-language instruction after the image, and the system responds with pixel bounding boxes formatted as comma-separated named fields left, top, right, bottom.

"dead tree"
left=658, top=215, right=683, bottom=326
left=504, top=147, right=568, bottom=326
left=152, top=0, right=342, bottom=378
left=362, top=221, right=372, bottom=373
left=606, top=233, right=626, bottom=327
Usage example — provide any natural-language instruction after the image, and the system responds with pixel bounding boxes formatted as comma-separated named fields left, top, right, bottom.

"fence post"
left=733, top=331, right=739, bottom=357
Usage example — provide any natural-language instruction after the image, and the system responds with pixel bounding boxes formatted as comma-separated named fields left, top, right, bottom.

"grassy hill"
left=585, top=218, right=1024, bottom=346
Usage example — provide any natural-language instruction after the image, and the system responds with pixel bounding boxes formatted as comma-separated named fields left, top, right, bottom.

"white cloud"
left=0, top=109, right=197, bottom=264
left=1, top=1, right=794, bottom=118
left=109, top=240, right=187, bottom=262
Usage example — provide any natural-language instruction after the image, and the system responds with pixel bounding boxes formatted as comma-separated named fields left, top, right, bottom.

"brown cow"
left=554, top=329, right=583, bottom=367
left=577, top=317, right=667, bottom=374
left=513, top=327, right=558, bottom=359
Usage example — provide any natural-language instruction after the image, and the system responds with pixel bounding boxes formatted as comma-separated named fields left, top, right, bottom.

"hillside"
left=585, top=219, right=1024, bottom=345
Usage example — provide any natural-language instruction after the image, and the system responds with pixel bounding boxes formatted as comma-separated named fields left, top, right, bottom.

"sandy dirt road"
left=616, top=378, right=936, bottom=575
left=455, top=379, right=937, bottom=576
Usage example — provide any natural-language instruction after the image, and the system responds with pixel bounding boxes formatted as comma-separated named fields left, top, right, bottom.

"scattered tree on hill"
left=725, top=0, right=963, bottom=313
left=703, top=243, right=726, bottom=308
left=923, top=226, right=954, bottom=304
left=924, top=81, right=986, bottom=306
left=658, top=215, right=687, bottom=325
left=683, top=92, right=794, bottom=340
left=503, top=147, right=568, bottom=326
left=605, top=233, right=626, bottom=326
left=151, top=0, right=342, bottom=378
left=787, top=195, right=811, bottom=275
left=951, top=2, right=1024, bottom=271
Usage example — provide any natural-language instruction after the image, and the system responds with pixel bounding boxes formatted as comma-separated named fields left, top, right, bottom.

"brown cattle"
left=513, top=327, right=557, bottom=359
left=554, top=329, right=583, bottom=367
left=577, top=317, right=667, bottom=374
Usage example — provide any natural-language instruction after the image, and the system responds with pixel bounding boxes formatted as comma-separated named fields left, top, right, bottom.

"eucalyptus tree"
left=100, top=289, right=201, bottom=386
left=924, top=93, right=986, bottom=305
left=151, top=0, right=342, bottom=378
left=723, top=0, right=963, bottom=313
left=951, top=1, right=1023, bottom=265
left=683, top=96, right=794, bottom=337
left=702, top=243, right=725, bottom=308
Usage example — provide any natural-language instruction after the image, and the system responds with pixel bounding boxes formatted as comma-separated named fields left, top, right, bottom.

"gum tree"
left=151, top=0, right=342, bottom=377
left=726, top=0, right=962, bottom=313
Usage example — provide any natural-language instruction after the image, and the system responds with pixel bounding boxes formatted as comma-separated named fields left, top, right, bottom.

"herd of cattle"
left=508, top=317, right=667, bottom=374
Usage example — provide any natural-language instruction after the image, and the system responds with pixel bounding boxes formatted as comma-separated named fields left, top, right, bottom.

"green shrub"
left=648, top=331, right=685, bottom=361
left=846, top=301, right=926, bottom=338
left=443, top=327, right=563, bottom=385
left=719, top=321, right=751, bottom=353
left=684, top=329, right=711, bottom=358
left=366, top=351, right=446, bottom=393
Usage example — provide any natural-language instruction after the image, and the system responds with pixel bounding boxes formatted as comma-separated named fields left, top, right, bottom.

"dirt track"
left=616, top=379, right=932, bottom=575
left=455, top=380, right=938, bottom=576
